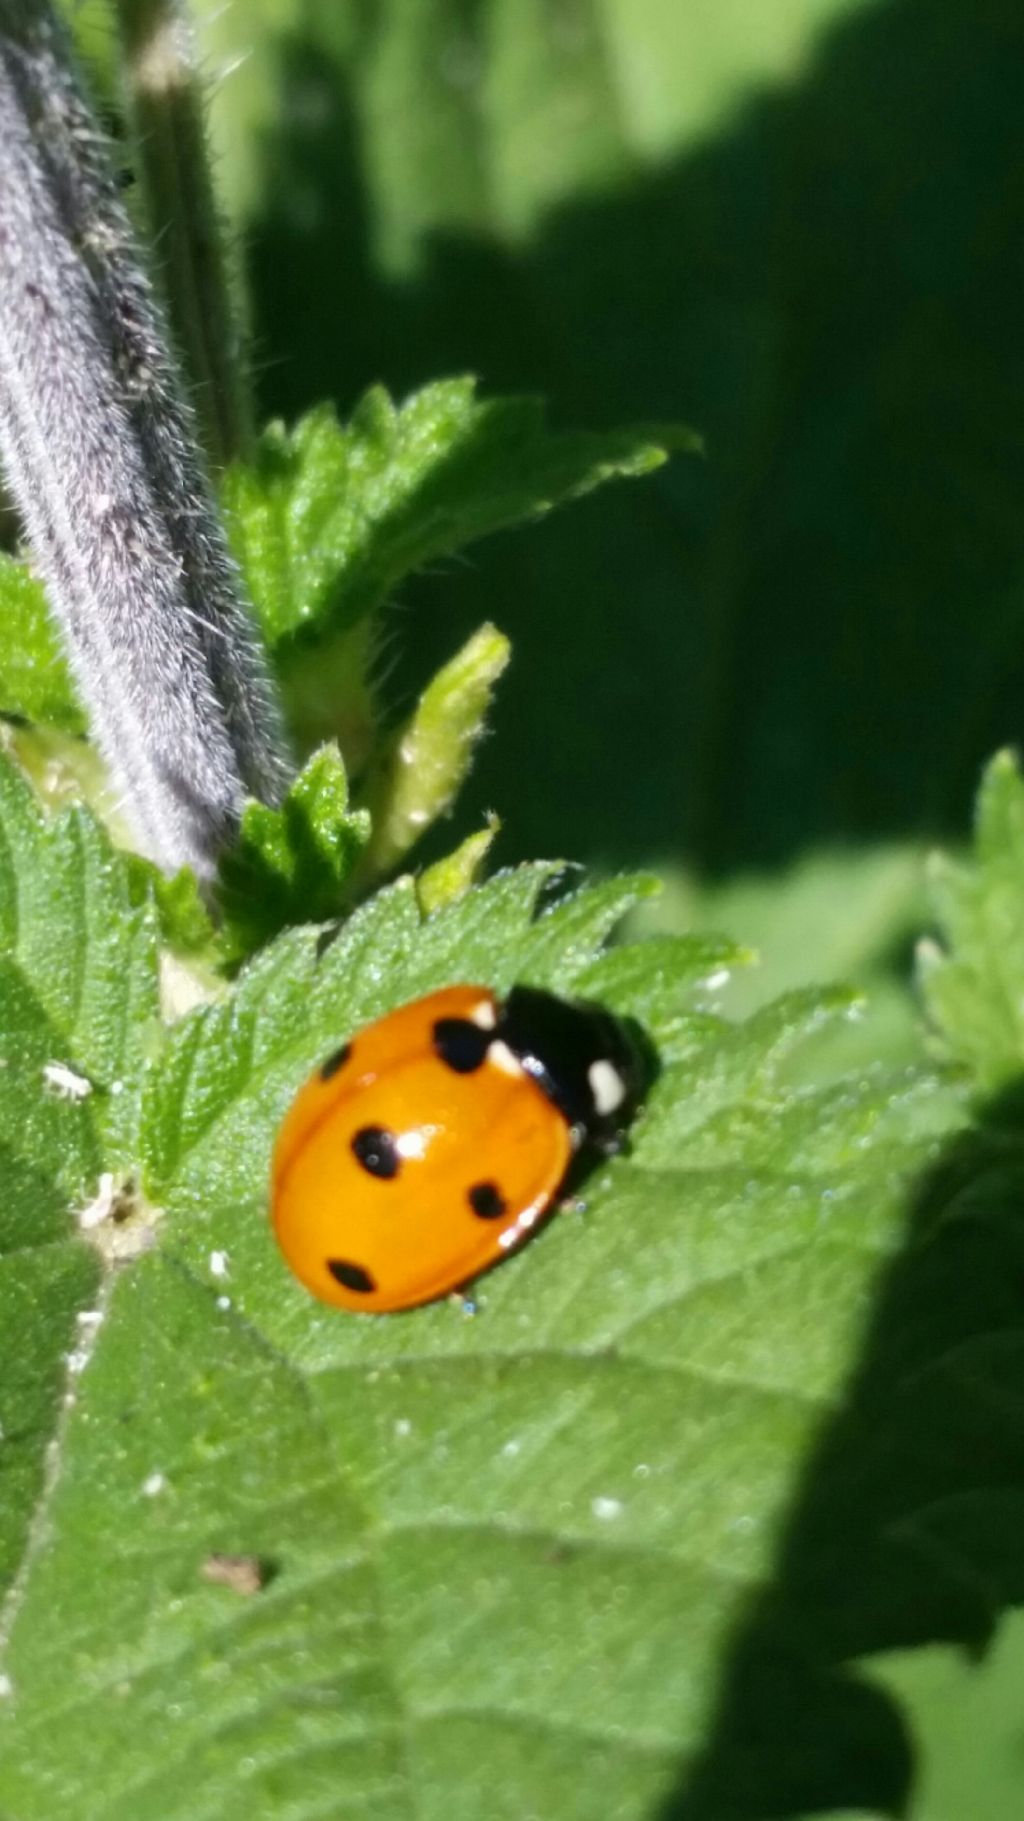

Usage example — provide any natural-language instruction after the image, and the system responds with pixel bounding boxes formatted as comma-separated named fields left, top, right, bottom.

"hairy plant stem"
left=0, top=0, right=292, bottom=882
left=113, top=0, right=253, bottom=470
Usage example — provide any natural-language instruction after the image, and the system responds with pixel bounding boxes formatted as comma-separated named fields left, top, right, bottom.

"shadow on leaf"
left=664, top=1076, right=1024, bottom=1816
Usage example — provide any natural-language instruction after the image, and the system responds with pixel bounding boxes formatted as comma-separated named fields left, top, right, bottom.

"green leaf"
left=199, top=0, right=860, bottom=264
left=0, top=1232, right=99, bottom=1602
left=415, top=814, right=500, bottom=914
left=122, top=856, right=218, bottom=965
left=0, top=1254, right=387, bottom=1820
left=865, top=1614, right=1024, bottom=1821
left=921, top=749, right=1024, bottom=1092
left=0, top=555, right=84, bottom=735
left=633, top=843, right=930, bottom=1077
left=0, top=749, right=160, bottom=1617
left=0, top=752, right=160, bottom=1170
left=357, top=622, right=510, bottom=882
left=222, top=381, right=695, bottom=742
left=216, top=744, right=370, bottom=965
left=0, top=848, right=972, bottom=1819
left=0, top=725, right=119, bottom=830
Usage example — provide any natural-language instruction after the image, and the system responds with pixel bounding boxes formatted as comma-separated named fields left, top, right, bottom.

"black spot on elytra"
left=433, top=1016, right=491, bottom=1074
left=468, top=1181, right=507, bottom=1220
left=351, top=1125, right=399, bottom=1179
left=320, top=1041, right=352, bottom=1081
left=328, top=1259, right=376, bottom=1295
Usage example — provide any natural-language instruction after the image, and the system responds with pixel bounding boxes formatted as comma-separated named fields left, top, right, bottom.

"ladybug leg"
left=449, top=1289, right=480, bottom=1317
left=592, top=1128, right=630, bottom=1159
left=558, top=1190, right=587, bottom=1216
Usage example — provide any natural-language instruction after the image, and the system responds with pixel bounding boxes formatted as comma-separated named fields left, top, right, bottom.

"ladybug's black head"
left=499, top=985, right=648, bottom=1153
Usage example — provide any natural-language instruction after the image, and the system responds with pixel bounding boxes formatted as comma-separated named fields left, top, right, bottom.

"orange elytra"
left=271, top=982, right=642, bottom=1313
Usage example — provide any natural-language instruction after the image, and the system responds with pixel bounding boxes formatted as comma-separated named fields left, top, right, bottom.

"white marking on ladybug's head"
left=588, top=1059, right=627, bottom=1116
left=469, top=999, right=498, bottom=1029
left=487, top=1039, right=525, bottom=1078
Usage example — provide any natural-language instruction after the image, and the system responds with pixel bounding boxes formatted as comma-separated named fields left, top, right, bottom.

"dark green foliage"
left=220, top=0, right=1024, bottom=873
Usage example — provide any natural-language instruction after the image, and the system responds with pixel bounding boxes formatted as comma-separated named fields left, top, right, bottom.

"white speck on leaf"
left=591, top=1496, right=623, bottom=1522
left=43, top=1061, right=92, bottom=1100
left=142, top=1472, right=166, bottom=1497
left=209, top=1250, right=229, bottom=1278
left=78, top=1172, right=117, bottom=1229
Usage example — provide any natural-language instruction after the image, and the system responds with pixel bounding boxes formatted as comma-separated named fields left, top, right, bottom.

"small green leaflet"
left=416, top=816, right=500, bottom=914
left=223, top=379, right=697, bottom=652
left=1, top=381, right=694, bottom=753
left=356, top=622, right=510, bottom=883
left=0, top=555, right=83, bottom=735
left=215, top=743, right=370, bottom=964
left=921, top=748, right=1024, bottom=1091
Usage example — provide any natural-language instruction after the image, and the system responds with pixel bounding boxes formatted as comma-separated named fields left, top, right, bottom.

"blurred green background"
left=188, top=0, right=1024, bottom=1034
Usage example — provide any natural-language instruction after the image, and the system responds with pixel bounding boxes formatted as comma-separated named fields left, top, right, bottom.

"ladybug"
left=270, top=983, right=644, bottom=1313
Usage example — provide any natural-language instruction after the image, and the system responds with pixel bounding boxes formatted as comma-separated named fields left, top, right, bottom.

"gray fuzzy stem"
left=114, top=0, right=254, bottom=470
left=0, top=0, right=292, bottom=881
